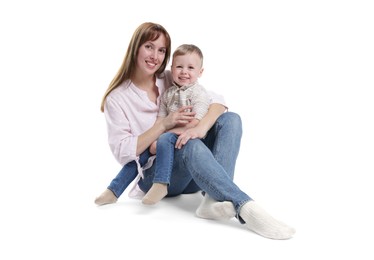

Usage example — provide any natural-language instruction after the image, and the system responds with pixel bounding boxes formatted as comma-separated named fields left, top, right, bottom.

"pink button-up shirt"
left=103, top=70, right=226, bottom=197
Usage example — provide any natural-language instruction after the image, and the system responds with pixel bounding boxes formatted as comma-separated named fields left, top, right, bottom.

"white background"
left=1, top=0, right=373, bottom=259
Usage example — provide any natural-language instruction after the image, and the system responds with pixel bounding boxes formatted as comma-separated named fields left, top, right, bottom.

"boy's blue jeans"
left=152, top=132, right=179, bottom=184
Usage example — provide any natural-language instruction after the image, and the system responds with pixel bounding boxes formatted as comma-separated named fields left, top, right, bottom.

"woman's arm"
left=194, top=103, right=226, bottom=136
left=136, top=117, right=167, bottom=156
left=104, top=94, right=195, bottom=164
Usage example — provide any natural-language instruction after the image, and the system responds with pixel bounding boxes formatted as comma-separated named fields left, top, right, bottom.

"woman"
left=95, top=22, right=295, bottom=240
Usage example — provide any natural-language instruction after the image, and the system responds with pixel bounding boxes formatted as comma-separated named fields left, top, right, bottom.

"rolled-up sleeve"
left=207, top=90, right=228, bottom=110
left=104, top=97, right=137, bottom=166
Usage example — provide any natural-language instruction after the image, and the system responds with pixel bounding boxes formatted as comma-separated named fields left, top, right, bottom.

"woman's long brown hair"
left=100, top=22, right=171, bottom=112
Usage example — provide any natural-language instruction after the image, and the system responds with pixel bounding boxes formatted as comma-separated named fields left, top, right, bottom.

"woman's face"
left=136, top=34, right=167, bottom=76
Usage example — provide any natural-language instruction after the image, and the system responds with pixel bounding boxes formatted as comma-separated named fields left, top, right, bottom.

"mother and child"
left=94, top=22, right=295, bottom=240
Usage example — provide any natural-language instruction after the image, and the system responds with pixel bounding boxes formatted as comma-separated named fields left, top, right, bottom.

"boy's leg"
left=142, top=132, right=178, bottom=205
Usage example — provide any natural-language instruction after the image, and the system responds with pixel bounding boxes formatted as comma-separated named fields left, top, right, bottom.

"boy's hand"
left=175, top=126, right=205, bottom=149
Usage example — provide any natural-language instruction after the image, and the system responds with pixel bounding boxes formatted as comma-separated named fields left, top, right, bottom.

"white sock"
left=195, top=194, right=236, bottom=220
left=94, top=189, right=118, bottom=206
left=239, top=200, right=296, bottom=239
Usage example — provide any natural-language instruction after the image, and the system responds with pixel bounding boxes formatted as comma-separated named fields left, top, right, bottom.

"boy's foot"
left=142, top=183, right=168, bottom=205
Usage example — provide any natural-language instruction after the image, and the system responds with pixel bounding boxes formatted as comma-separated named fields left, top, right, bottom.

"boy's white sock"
left=196, top=194, right=236, bottom=220
left=239, top=200, right=296, bottom=240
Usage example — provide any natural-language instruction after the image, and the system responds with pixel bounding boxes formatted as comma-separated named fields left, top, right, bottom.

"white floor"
left=2, top=171, right=372, bottom=260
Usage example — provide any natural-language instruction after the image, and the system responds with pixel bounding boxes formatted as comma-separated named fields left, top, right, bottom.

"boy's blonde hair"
left=172, top=44, right=203, bottom=67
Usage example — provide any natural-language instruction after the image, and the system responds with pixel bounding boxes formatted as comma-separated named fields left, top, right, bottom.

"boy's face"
left=171, top=52, right=203, bottom=87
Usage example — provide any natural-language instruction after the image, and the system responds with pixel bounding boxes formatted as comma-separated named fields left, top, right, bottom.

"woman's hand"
left=162, top=106, right=196, bottom=130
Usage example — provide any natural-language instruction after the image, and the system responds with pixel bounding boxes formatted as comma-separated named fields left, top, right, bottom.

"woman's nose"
left=150, top=50, right=158, bottom=60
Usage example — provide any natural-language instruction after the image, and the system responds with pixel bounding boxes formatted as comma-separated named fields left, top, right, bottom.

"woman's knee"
left=214, top=112, right=243, bottom=139
left=218, top=112, right=242, bottom=128
left=179, top=139, right=207, bottom=159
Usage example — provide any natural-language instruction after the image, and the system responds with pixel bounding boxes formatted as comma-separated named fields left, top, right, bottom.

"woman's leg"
left=203, top=112, right=243, bottom=180
left=142, top=133, right=178, bottom=205
left=175, top=139, right=251, bottom=211
left=174, top=139, right=295, bottom=239
left=140, top=112, right=242, bottom=198
left=95, top=150, right=152, bottom=205
left=197, top=112, right=243, bottom=218
left=139, top=154, right=237, bottom=220
left=141, top=112, right=243, bottom=216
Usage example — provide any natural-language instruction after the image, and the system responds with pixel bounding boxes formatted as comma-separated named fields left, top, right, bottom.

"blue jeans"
left=107, top=149, right=152, bottom=198
left=152, top=132, right=179, bottom=184
left=138, top=112, right=252, bottom=219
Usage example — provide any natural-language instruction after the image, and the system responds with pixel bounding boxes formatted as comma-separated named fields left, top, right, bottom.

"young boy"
left=142, top=44, right=210, bottom=205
